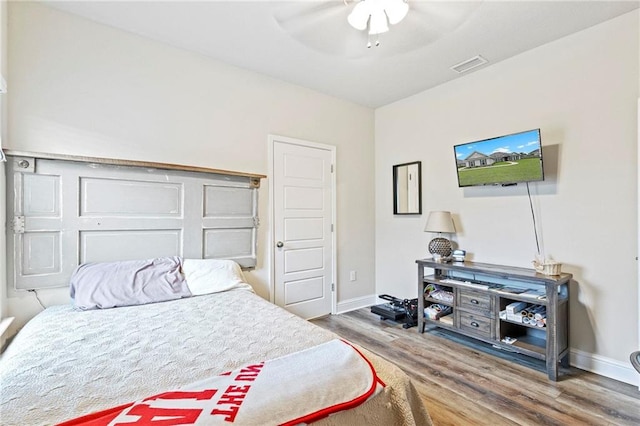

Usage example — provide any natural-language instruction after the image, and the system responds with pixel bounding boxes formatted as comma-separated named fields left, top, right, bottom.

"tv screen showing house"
left=454, top=129, right=544, bottom=187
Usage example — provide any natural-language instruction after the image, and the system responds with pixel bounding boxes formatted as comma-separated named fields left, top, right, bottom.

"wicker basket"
left=532, top=260, right=562, bottom=276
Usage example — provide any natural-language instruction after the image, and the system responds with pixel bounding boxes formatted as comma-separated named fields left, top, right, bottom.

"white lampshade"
left=424, top=211, right=456, bottom=234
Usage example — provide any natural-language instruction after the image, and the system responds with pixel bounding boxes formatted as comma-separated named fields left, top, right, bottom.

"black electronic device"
left=371, top=294, right=418, bottom=329
left=371, top=303, right=406, bottom=321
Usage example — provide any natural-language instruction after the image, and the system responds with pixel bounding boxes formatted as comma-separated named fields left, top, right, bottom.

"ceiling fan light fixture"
left=369, top=10, right=389, bottom=34
left=384, top=0, right=409, bottom=25
left=347, top=1, right=370, bottom=31
left=348, top=0, right=409, bottom=39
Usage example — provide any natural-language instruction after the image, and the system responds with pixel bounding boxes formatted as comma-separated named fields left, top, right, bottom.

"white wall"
left=376, top=11, right=639, bottom=383
left=6, top=2, right=375, bottom=331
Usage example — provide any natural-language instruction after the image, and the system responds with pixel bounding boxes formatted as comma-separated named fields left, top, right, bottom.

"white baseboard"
left=570, top=348, right=639, bottom=386
left=335, top=294, right=377, bottom=314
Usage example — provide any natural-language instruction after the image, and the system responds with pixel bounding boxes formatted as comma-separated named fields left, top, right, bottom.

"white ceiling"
left=45, top=1, right=639, bottom=108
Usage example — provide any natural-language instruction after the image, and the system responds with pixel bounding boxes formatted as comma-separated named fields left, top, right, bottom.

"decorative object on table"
left=393, top=161, right=421, bottom=215
left=424, top=211, right=456, bottom=257
left=451, top=249, right=466, bottom=262
left=532, top=254, right=562, bottom=276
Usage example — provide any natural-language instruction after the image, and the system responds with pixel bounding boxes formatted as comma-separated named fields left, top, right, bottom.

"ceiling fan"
left=347, top=0, right=409, bottom=47
left=273, top=0, right=482, bottom=58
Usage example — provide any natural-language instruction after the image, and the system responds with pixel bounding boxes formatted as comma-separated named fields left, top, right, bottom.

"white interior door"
left=270, top=135, right=335, bottom=319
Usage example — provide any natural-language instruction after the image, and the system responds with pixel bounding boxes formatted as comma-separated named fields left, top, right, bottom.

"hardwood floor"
left=310, top=309, right=640, bottom=426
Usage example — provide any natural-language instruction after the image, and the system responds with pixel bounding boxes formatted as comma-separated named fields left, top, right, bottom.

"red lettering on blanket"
left=210, top=382, right=256, bottom=422
left=116, top=404, right=201, bottom=425
left=210, top=406, right=239, bottom=422
left=218, top=383, right=251, bottom=405
left=225, top=385, right=250, bottom=394
left=216, top=393, right=246, bottom=405
left=234, top=375, right=256, bottom=382
left=234, top=362, right=264, bottom=381
left=144, top=389, right=218, bottom=402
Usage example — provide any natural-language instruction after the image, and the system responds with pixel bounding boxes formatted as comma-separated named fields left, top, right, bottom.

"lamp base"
left=428, top=237, right=452, bottom=257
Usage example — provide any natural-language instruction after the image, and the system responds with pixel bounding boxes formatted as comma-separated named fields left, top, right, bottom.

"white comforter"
left=0, top=289, right=431, bottom=425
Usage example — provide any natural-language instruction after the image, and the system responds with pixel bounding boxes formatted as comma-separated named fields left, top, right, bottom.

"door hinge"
left=331, top=224, right=334, bottom=232
left=331, top=283, right=335, bottom=291
left=331, top=164, right=334, bottom=173
left=12, top=216, right=25, bottom=234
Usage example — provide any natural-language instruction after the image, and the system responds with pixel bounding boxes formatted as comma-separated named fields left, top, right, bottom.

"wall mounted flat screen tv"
left=454, top=129, right=544, bottom=187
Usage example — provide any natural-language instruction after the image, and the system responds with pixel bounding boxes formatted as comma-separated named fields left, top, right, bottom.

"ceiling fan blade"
left=274, top=1, right=366, bottom=57
left=274, top=1, right=350, bottom=32
left=282, top=19, right=370, bottom=57
left=409, top=0, right=482, bottom=33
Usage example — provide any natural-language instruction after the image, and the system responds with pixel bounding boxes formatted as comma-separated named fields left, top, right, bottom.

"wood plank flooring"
left=310, top=309, right=640, bottom=426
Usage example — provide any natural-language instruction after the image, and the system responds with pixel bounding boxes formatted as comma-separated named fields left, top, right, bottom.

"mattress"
left=0, top=289, right=431, bottom=425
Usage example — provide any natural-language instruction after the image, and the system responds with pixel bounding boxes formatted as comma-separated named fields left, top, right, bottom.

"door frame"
left=267, top=134, right=337, bottom=315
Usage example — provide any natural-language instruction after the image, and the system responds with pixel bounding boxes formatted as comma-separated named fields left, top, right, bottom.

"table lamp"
left=424, top=211, right=456, bottom=257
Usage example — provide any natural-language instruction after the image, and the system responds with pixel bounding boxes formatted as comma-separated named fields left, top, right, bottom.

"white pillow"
left=182, top=259, right=253, bottom=295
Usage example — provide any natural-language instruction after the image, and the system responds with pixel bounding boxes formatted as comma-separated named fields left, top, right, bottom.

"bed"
left=1, top=152, right=431, bottom=424
left=0, top=265, right=431, bottom=425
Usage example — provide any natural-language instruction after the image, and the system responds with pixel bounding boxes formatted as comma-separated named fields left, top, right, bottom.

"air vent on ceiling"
left=450, top=55, right=488, bottom=74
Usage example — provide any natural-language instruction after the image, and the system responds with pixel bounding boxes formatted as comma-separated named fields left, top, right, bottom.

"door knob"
left=276, top=241, right=284, bottom=248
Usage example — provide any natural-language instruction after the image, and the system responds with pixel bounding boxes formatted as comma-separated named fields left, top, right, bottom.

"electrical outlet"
left=349, top=270, right=357, bottom=281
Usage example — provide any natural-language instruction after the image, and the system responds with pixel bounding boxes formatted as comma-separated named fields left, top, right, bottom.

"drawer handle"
left=470, top=321, right=479, bottom=327
left=470, top=299, right=479, bottom=304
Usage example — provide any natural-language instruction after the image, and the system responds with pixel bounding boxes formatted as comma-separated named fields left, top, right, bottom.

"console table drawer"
left=459, top=312, right=492, bottom=337
left=458, top=290, right=491, bottom=314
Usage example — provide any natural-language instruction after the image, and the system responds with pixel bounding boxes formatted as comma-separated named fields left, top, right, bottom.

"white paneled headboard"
left=4, top=151, right=265, bottom=291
